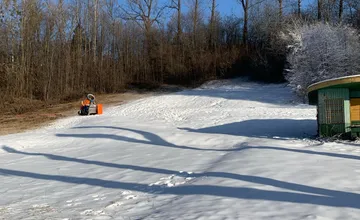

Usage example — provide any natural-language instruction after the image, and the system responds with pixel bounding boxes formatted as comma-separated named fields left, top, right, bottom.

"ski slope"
left=1, top=78, right=360, bottom=220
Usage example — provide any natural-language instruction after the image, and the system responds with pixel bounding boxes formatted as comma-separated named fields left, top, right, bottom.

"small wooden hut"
left=307, top=75, right=360, bottom=138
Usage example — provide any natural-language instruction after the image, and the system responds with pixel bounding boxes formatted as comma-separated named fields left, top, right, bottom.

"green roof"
left=307, top=75, right=360, bottom=105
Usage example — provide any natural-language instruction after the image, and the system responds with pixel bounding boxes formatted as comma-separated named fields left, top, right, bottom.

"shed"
left=307, top=75, right=360, bottom=138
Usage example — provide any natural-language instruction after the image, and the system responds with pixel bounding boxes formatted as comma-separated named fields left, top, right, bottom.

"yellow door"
left=350, top=98, right=360, bottom=122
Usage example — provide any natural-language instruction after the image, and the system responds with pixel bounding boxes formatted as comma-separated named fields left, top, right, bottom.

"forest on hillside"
left=0, top=0, right=359, bottom=103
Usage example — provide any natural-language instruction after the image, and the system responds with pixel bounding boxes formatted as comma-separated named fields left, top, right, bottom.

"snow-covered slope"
left=1, top=78, right=360, bottom=220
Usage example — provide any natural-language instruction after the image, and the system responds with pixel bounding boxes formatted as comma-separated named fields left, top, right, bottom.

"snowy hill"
left=1, top=78, right=360, bottom=220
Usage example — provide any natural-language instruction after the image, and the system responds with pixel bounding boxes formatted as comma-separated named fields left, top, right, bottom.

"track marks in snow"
left=76, top=171, right=197, bottom=219
left=92, top=194, right=107, bottom=201
left=30, top=203, right=56, bottom=215
left=78, top=190, right=140, bottom=219
left=1, top=204, right=58, bottom=219
left=80, top=209, right=110, bottom=219
left=105, top=201, right=123, bottom=210
left=65, top=199, right=81, bottom=207
left=121, top=190, right=138, bottom=200
left=148, top=171, right=197, bottom=188
left=0, top=206, right=11, bottom=217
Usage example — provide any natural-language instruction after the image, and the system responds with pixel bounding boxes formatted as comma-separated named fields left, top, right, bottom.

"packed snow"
left=1, top=78, right=360, bottom=220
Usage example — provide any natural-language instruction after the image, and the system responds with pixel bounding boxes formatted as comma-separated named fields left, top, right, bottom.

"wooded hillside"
left=0, top=0, right=359, bottom=103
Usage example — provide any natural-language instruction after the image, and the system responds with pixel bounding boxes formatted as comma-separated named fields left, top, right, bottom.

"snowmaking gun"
left=78, top=93, right=103, bottom=116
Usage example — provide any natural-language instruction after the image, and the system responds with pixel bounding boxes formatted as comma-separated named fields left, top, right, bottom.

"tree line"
left=0, top=0, right=359, bottom=102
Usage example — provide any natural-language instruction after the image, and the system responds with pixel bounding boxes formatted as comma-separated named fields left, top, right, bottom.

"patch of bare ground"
left=0, top=92, right=157, bottom=136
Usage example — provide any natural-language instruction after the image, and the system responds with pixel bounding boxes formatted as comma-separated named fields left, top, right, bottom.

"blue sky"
left=157, top=0, right=315, bottom=18
left=216, top=0, right=315, bottom=16
left=217, top=0, right=242, bottom=15
left=216, top=1, right=241, bottom=16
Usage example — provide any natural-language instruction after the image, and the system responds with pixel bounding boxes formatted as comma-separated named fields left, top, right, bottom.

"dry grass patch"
left=0, top=92, right=155, bottom=136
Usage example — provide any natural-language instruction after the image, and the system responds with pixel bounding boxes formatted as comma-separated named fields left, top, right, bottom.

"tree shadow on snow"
left=1, top=145, right=175, bottom=175
left=179, top=119, right=317, bottom=140
left=4, top=145, right=360, bottom=178
left=54, top=126, right=360, bottom=162
left=55, top=126, right=233, bottom=152
left=1, top=147, right=360, bottom=209
left=236, top=145, right=360, bottom=161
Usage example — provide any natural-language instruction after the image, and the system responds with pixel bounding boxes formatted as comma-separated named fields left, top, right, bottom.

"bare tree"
left=209, top=0, right=217, bottom=48
left=237, top=0, right=249, bottom=44
left=93, top=0, right=98, bottom=63
left=318, top=0, right=322, bottom=20
left=278, top=0, right=283, bottom=19
left=192, top=0, right=200, bottom=47
left=237, top=0, right=265, bottom=45
left=120, top=0, right=166, bottom=34
left=339, top=0, right=344, bottom=20
left=220, top=15, right=242, bottom=46
left=344, top=0, right=359, bottom=26
left=169, top=0, right=182, bottom=44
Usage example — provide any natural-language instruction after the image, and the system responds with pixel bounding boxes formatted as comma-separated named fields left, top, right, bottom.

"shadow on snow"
left=179, top=119, right=317, bottom=140
left=55, top=119, right=317, bottom=153
left=2, top=145, right=360, bottom=209
left=56, top=126, right=231, bottom=152
left=54, top=126, right=360, bottom=161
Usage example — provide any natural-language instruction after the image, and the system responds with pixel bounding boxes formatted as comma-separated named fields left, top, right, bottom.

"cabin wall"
left=318, top=88, right=350, bottom=137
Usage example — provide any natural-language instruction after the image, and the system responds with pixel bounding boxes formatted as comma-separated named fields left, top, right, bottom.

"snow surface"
left=1, top=78, right=360, bottom=220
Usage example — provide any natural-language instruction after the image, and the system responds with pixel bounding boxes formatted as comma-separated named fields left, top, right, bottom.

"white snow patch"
left=2, top=78, right=360, bottom=220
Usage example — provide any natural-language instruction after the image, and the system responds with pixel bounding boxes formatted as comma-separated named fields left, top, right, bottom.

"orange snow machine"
left=78, top=93, right=103, bottom=115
